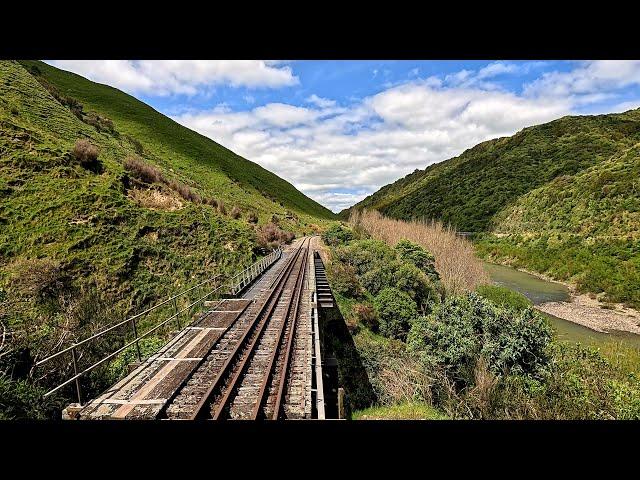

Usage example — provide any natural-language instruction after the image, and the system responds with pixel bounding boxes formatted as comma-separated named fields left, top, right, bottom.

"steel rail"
left=187, top=242, right=305, bottom=420
left=253, top=241, right=308, bottom=420
left=212, top=240, right=308, bottom=420
left=269, top=247, right=308, bottom=419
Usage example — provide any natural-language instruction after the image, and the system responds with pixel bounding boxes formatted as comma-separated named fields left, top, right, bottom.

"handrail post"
left=131, top=318, right=142, bottom=362
left=71, top=347, right=83, bottom=406
left=173, top=297, right=180, bottom=329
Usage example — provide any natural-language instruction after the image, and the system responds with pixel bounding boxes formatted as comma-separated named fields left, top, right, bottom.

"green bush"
left=476, top=284, right=532, bottom=312
left=334, top=239, right=397, bottom=276
left=359, top=261, right=400, bottom=296
left=353, top=303, right=379, bottom=331
left=395, top=239, right=439, bottom=282
left=327, top=262, right=362, bottom=298
left=407, top=293, right=553, bottom=387
left=373, top=287, right=418, bottom=341
left=492, top=342, right=640, bottom=419
left=0, top=375, right=62, bottom=420
left=321, top=223, right=354, bottom=246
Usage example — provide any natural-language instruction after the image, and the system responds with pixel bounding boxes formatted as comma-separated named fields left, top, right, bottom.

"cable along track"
left=162, top=238, right=310, bottom=420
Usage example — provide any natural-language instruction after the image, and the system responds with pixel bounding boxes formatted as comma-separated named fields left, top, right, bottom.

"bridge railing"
left=35, top=248, right=282, bottom=404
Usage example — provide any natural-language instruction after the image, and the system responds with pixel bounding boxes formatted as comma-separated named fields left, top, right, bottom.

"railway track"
left=162, top=238, right=311, bottom=420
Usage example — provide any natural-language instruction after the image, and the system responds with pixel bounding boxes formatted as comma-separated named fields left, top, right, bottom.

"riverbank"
left=514, top=266, right=640, bottom=335
left=537, top=294, right=640, bottom=335
left=484, top=261, right=640, bottom=336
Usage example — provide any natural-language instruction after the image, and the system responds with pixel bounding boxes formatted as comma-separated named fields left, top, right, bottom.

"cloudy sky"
left=46, top=60, right=640, bottom=212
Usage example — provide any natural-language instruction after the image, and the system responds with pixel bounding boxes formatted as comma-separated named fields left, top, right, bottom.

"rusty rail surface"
left=35, top=248, right=282, bottom=404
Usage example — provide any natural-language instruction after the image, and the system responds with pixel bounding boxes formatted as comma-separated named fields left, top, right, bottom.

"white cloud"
left=306, top=94, right=336, bottom=108
left=174, top=80, right=570, bottom=212
left=45, top=60, right=298, bottom=96
left=524, top=61, right=640, bottom=101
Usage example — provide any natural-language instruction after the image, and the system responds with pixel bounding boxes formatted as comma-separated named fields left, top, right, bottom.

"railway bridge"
left=37, top=236, right=335, bottom=420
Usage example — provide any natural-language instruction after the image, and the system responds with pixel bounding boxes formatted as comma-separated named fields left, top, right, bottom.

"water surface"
left=484, top=262, right=640, bottom=349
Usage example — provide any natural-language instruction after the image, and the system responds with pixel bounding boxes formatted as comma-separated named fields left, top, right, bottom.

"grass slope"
left=18, top=60, right=335, bottom=221
left=0, top=59, right=256, bottom=317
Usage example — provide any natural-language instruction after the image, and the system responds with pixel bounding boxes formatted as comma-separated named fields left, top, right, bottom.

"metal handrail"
left=36, top=248, right=282, bottom=402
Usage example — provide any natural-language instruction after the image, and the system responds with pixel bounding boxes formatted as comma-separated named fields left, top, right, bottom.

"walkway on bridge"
left=75, top=238, right=318, bottom=420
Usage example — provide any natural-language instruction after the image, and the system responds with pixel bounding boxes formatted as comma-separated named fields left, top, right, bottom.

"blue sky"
left=46, top=60, right=640, bottom=211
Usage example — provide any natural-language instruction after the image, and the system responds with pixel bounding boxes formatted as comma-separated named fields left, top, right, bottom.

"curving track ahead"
left=162, top=238, right=311, bottom=420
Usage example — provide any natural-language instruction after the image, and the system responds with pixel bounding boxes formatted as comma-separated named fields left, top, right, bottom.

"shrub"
left=354, top=303, right=379, bottom=331
left=169, top=179, right=200, bottom=203
left=395, top=239, right=439, bottom=282
left=124, top=155, right=162, bottom=184
left=407, top=293, right=553, bottom=388
left=256, top=222, right=295, bottom=250
left=334, top=239, right=397, bottom=276
left=83, top=112, right=116, bottom=135
left=72, top=139, right=101, bottom=172
left=8, top=258, right=67, bottom=300
left=327, top=262, right=362, bottom=298
left=322, top=223, right=354, bottom=246
left=204, top=197, right=218, bottom=208
left=247, top=211, right=258, bottom=224
left=394, top=263, right=439, bottom=313
left=476, top=285, right=531, bottom=312
left=359, top=261, right=399, bottom=296
left=373, top=288, right=418, bottom=341
left=229, top=206, right=242, bottom=219
left=359, top=260, right=438, bottom=313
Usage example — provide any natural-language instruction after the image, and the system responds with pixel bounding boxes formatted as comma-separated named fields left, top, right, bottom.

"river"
left=484, top=263, right=640, bottom=349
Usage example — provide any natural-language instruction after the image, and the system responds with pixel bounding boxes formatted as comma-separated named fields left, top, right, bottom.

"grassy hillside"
left=476, top=143, right=640, bottom=307
left=18, top=60, right=335, bottom=221
left=343, top=110, right=640, bottom=232
left=343, top=109, right=640, bottom=307
left=0, top=60, right=331, bottom=416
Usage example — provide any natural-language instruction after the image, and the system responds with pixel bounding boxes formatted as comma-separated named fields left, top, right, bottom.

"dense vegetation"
left=0, top=60, right=331, bottom=418
left=343, top=110, right=640, bottom=232
left=324, top=220, right=640, bottom=419
left=476, top=143, right=640, bottom=308
left=343, top=109, right=640, bottom=308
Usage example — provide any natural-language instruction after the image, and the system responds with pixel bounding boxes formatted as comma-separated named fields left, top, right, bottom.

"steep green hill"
left=343, top=110, right=640, bottom=232
left=343, top=109, right=640, bottom=307
left=18, top=60, right=335, bottom=221
left=0, top=60, right=331, bottom=416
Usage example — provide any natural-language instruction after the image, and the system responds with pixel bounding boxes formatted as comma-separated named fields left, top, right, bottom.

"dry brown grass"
left=349, top=209, right=488, bottom=294
left=229, top=206, right=242, bottom=219
left=129, top=188, right=183, bottom=211
left=256, top=222, right=295, bottom=250
left=72, top=139, right=100, bottom=171
left=124, top=155, right=163, bottom=184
